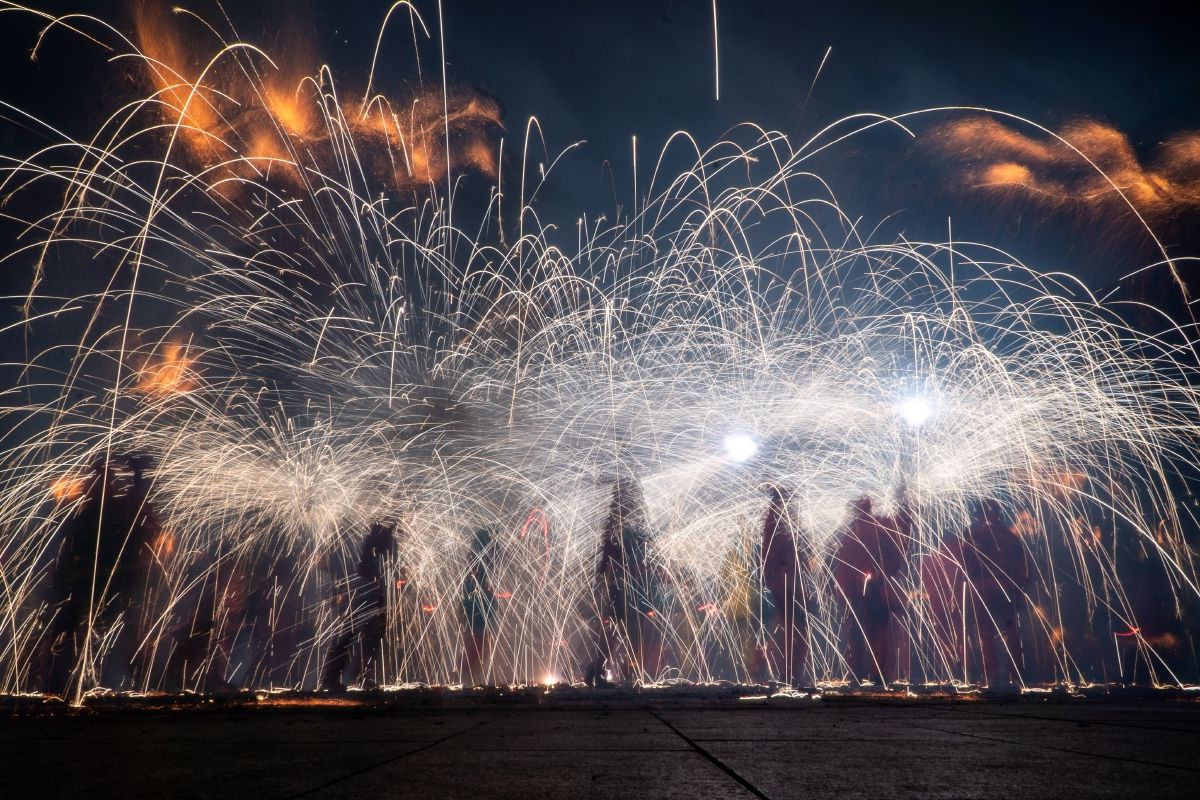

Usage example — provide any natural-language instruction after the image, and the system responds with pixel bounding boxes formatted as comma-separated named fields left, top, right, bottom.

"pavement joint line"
left=283, top=717, right=493, bottom=799
left=939, top=704, right=1200, bottom=736
left=689, top=737, right=971, bottom=744
left=644, top=706, right=772, bottom=800
left=909, top=723, right=1200, bottom=773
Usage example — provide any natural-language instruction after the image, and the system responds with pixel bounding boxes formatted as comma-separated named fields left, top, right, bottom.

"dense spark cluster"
left=0, top=2, right=1198, bottom=701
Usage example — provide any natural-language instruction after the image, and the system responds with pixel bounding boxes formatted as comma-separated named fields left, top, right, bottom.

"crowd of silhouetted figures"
left=28, top=456, right=1196, bottom=697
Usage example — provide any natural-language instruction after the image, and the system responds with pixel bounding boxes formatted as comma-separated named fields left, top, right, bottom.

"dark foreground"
left=2, top=689, right=1198, bottom=799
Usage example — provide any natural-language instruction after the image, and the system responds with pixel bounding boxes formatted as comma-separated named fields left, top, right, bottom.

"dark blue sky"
left=2, top=0, right=1198, bottom=300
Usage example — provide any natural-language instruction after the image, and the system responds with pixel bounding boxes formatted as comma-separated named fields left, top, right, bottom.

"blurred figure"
left=760, top=485, right=814, bottom=686
left=917, top=529, right=968, bottom=685
left=101, top=453, right=161, bottom=689
left=961, top=499, right=1029, bottom=688
left=321, top=522, right=395, bottom=692
left=719, top=522, right=768, bottom=683
left=461, top=526, right=498, bottom=686
left=592, top=476, right=666, bottom=684
left=168, top=553, right=245, bottom=692
left=1033, top=514, right=1104, bottom=685
left=1114, top=534, right=1186, bottom=686
left=225, top=538, right=315, bottom=689
left=834, top=495, right=907, bottom=687
left=41, top=456, right=140, bottom=695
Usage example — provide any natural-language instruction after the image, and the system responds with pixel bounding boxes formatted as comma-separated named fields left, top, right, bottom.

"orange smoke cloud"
left=130, top=3, right=502, bottom=192
left=135, top=342, right=197, bottom=397
left=350, top=90, right=503, bottom=186
left=132, top=1, right=224, bottom=155
left=929, top=116, right=1200, bottom=219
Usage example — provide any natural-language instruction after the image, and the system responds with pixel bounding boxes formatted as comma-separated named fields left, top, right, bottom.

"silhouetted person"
left=169, top=553, right=245, bottom=692
left=1114, top=535, right=1185, bottom=685
left=918, top=529, right=969, bottom=684
left=720, top=523, right=768, bottom=683
left=42, top=457, right=122, bottom=696
left=583, top=653, right=610, bottom=687
left=1033, top=514, right=1104, bottom=685
left=235, top=545, right=306, bottom=688
left=760, top=486, right=813, bottom=686
left=321, top=522, right=395, bottom=692
left=102, top=453, right=161, bottom=688
left=962, top=499, right=1028, bottom=688
left=834, top=495, right=907, bottom=687
left=462, top=527, right=498, bottom=686
left=592, top=476, right=665, bottom=683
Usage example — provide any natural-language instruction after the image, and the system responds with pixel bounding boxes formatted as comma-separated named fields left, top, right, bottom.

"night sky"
left=2, top=0, right=1198, bottom=305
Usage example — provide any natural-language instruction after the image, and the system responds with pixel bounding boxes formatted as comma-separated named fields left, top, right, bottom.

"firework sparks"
left=0, top=2, right=1197, bottom=702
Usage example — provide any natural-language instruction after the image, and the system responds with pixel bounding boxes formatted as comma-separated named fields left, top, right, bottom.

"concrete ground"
left=1, top=690, right=1198, bottom=799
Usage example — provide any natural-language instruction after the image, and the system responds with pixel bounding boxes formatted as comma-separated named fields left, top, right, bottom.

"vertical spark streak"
left=711, top=0, right=720, bottom=101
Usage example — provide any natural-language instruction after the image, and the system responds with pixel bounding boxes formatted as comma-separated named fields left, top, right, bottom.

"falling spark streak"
left=0, top=2, right=1197, bottom=700
left=711, top=0, right=720, bottom=102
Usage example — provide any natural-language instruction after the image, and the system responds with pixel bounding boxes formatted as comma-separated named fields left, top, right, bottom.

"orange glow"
left=153, top=530, right=176, bottom=559
left=129, top=4, right=501, bottom=198
left=264, top=84, right=314, bottom=138
left=135, top=343, right=197, bottom=397
left=930, top=116, right=1200, bottom=219
left=406, top=143, right=436, bottom=183
left=132, top=2, right=222, bottom=154
left=50, top=475, right=87, bottom=503
left=350, top=90, right=502, bottom=188
left=464, top=137, right=497, bottom=176
left=247, top=129, right=289, bottom=163
left=1148, top=632, right=1180, bottom=650
left=1053, top=471, right=1088, bottom=495
left=1010, top=510, right=1039, bottom=538
left=421, top=603, right=437, bottom=613
left=980, top=161, right=1035, bottom=186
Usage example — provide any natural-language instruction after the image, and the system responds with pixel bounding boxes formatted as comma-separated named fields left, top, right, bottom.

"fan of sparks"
left=0, top=1, right=1198, bottom=698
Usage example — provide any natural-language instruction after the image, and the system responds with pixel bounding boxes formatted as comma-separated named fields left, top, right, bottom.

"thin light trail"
left=0, top=1, right=1196, bottom=699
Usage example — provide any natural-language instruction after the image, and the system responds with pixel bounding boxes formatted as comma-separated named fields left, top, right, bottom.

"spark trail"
left=0, top=2, right=1197, bottom=701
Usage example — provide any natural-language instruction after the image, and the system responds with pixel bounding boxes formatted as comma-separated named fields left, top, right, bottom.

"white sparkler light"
left=897, top=396, right=934, bottom=427
left=723, top=433, right=759, bottom=462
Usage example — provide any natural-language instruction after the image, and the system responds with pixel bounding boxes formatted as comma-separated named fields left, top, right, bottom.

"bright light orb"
left=897, top=396, right=934, bottom=427
left=723, top=432, right=759, bottom=462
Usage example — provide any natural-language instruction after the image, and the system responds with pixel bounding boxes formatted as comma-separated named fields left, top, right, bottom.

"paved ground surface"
left=2, top=691, right=1198, bottom=798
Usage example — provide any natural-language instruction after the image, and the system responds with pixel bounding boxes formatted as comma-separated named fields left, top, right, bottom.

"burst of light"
left=897, top=396, right=934, bottom=427
left=723, top=433, right=758, bottom=462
